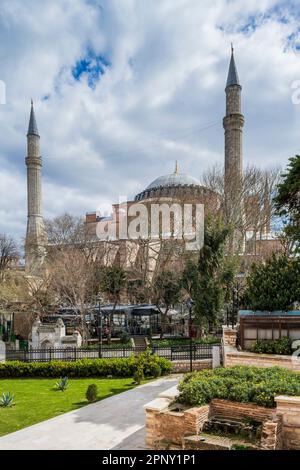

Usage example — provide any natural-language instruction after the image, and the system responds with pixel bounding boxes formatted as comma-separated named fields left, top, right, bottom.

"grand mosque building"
left=24, top=48, right=279, bottom=279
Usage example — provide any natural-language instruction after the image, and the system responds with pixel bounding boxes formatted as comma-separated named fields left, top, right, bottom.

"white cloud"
left=0, top=0, right=300, bottom=242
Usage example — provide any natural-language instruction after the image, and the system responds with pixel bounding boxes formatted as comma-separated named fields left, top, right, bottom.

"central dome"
left=146, top=172, right=201, bottom=190
left=134, top=162, right=205, bottom=202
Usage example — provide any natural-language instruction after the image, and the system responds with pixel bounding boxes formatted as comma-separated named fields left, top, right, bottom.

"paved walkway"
left=0, top=376, right=179, bottom=450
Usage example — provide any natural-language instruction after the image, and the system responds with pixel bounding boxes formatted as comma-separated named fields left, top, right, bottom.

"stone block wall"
left=261, top=418, right=283, bottom=450
left=172, top=359, right=211, bottom=373
left=276, top=396, right=300, bottom=450
left=222, top=326, right=238, bottom=347
left=144, top=385, right=209, bottom=450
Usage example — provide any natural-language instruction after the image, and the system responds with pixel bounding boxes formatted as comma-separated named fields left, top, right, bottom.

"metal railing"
left=5, top=343, right=218, bottom=363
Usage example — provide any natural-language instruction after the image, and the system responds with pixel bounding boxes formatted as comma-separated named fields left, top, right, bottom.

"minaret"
left=223, top=45, right=244, bottom=198
left=223, top=46, right=245, bottom=250
left=25, top=100, right=47, bottom=275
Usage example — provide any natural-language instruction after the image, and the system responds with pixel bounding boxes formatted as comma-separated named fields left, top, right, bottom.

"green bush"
left=86, top=384, right=98, bottom=402
left=149, top=363, right=162, bottom=378
left=151, top=336, right=219, bottom=348
left=119, top=330, right=131, bottom=344
left=251, top=337, right=292, bottom=355
left=133, top=365, right=144, bottom=385
left=177, top=366, right=300, bottom=408
left=0, top=354, right=172, bottom=379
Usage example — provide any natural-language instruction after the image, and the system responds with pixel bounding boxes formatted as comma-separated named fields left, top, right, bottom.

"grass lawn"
left=0, top=377, right=137, bottom=436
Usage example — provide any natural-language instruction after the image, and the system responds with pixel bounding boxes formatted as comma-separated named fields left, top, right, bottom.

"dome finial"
left=174, top=161, right=179, bottom=175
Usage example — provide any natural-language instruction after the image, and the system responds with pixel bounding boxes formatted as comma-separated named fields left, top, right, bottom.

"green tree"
left=274, top=155, right=300, bottom=253
left=244, top=254, right=300, bottom=311
left=100, top=266, right=127, bottom=308
left=152, top=271, right=181, bottom=315
left=182, top=218, right=234, bottom=333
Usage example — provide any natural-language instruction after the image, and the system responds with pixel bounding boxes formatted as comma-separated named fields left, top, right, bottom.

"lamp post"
left=186, top=298, right=194, bottom=372
left=97, top=293, right=103, bottom=358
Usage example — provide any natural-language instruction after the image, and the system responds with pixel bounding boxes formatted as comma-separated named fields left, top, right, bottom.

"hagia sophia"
left=24, top=47, right=279, bottom=280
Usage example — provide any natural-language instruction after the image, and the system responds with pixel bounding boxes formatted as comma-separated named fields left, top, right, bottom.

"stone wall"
left=225, top=350, right=300, bottom=371
left=276, top=396, right=300, bottom=450
left=144, top=385, right=209, bottom=450
left=261, top=418, right=283, bottom=450
left=222, top=326, right=300, bottom=371
left=222, top=326, right=238, bottom=347
left=172, top=359, right=211, bottom=373
left=144, top=386, right=298, bottom=450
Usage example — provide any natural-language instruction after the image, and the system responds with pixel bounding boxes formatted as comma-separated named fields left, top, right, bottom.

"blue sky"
left=1, top=0, right=300, bottom=241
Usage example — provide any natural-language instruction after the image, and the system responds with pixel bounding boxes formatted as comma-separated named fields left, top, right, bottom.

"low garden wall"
left=171, top=359, right=212, bottom=373
left=222, top=326, right=300, bottom=371
left=225, top=350, right=300, bottom=371
left=144, top=386, right=287, bottom=450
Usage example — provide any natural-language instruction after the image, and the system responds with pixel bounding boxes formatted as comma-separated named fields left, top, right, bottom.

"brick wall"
left=222, top=326, right=238, bottom=347
left=145, top=390, right=300, bottom=450
left=209, top=399, right=275, bottom=422
left=225, top=350, right=300, bottom=371
left=222, top=326, right=300, bottom=371
left=261, top=418, right=283, bottom=450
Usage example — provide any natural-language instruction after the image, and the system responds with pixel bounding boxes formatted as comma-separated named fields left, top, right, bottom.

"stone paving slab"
left=0, top=376, right=179, bottom=450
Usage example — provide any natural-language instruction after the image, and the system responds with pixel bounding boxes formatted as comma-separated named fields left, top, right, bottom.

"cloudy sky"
left=1, top=0, right=300, bottom=242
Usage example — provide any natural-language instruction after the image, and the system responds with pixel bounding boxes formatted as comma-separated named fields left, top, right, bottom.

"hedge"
left=177, top=365, right=300, bottom=408
left=251, top=337, right=292, bottom=355
left=0, top=352, right=172, bottom=378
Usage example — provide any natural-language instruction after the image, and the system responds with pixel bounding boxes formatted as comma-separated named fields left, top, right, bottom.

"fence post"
left=0, top=340, right=5, bottom=363
left=49, top=348, right=52, bottom=362
left=212, top=345, right=221, bottom=368
left=74, top=347, right=77, bottom=362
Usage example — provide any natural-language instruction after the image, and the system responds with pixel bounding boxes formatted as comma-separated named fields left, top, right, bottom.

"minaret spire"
left=174, top=160, right=179, bottom=175
left=226, top=44, right=240, bottom=88
left=27, top=99, right=39, bottom=137
left=25, top=100, right=47, bottom=275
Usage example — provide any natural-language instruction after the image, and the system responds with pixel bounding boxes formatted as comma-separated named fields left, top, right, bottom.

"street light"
left=186, top=298, right=194, bottom=372
left=97, top=293, right=103, bottom=358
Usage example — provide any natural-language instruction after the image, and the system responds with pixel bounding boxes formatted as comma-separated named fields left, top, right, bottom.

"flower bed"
left=177, top=366, right=300, bottom=408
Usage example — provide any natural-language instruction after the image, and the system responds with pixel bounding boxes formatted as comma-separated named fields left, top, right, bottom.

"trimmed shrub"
left=86, top=384, right=98, bottom=402
left=133, top=365, right=144, bottom=385
left=0, top=354, right=172, bottom=379
left=251, top=337, right=292, bottom=355
left=149, top=363, right=162, bottom=378
left=177, top=365, right=300, bottom=408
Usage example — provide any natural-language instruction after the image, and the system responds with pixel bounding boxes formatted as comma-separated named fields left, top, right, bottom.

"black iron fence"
left=5, top=343, right=218, bottom=363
